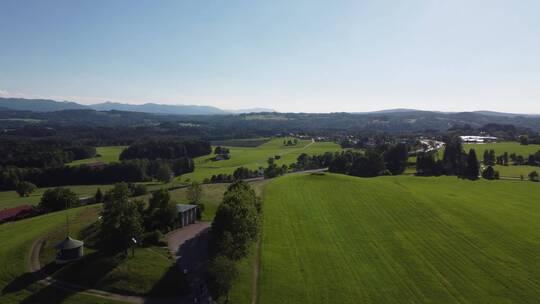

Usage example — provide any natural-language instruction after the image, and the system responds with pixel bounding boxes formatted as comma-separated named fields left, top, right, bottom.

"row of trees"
left=207, top=182, right=261, bottom=301
left=0, top=138, right=96, bottom=168
left=293, top=143, right=409, bottom=178
left=416, top=139, right=480, bottom=179
left=484, top=149, right=540, bottom=167
left=120, top=139, right=211, bottom=160
left=0, top=158, right=193, bottom=190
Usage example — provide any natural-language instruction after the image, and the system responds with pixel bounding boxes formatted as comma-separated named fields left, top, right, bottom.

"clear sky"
left=1, top=0, right=539, bottom=113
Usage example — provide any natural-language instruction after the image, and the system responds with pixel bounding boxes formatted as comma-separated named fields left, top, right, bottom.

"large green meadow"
left=464, top=142, right=540, bottom=178
left=181, top=138, right=342, bottom=182
left=68, top=146, right=126, bottom=166
left=258, top=173, right=540, bottom=303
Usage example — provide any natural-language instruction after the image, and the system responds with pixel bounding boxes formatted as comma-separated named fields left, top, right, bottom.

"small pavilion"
left=54, top=236, right=84, bottom=264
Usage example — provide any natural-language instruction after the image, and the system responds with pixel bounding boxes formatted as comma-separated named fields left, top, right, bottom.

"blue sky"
left=1, top=0, right=539, bottom=113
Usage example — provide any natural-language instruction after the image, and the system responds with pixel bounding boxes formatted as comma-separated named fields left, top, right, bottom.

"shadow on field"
left=17, top=251, right=120, bottom=303
left=1, top=263, right=59, bottom=295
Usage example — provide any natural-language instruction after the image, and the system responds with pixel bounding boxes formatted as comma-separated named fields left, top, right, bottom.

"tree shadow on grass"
left=146, top=265, right=190, bottom=299
left=14, top=251, right=122, bottom=304
left=145, top=227, right=211, bottom=303
left=1, top=263, right=60, bottom=295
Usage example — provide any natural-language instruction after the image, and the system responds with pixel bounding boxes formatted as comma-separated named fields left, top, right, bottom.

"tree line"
left=207, top=182, right=261, bottom=301
left=0, top=138, right=96, bottom=168
left=0, top=158, right=194, bottom=191
left=120, top=139, right=211, bottom=160
left=416, top=138, right=480, bottom=179
left=0, top=138, right=212, bottom=191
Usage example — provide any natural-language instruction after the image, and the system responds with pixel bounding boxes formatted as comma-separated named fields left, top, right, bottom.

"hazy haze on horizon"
left=1, top=0, right=539, bottom=113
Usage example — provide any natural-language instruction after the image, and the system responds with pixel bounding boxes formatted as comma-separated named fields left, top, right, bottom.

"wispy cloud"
left=0, top=89, right=9, bottom=97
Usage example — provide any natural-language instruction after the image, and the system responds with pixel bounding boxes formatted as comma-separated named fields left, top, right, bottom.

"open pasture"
left=181, top=138, right=342, bottom=182
left=68, top=146, right=126, bottom=166
left=258, top=173, right=540, bottom=304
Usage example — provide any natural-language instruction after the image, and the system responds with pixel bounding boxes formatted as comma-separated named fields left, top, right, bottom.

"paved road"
left=166, top=222, right=210, bottom=260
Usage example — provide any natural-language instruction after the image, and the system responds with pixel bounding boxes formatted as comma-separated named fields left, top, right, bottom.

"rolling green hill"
left=258, top=173, right=540, bottom=303
left=67, top=146, right=126, bottom=166
left=181, top=138, right=342, bottom=182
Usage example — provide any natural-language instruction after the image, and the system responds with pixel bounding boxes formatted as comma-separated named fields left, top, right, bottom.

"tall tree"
left=100, top=183, right=143, bottom=253
left=207, top=255, right=238, bottom=303
left=384, top=143, right=409, bottom=175
left=211, top=181, right=260, bottom=260
left=94, top=188, right=103, bottom=204
left=39, top=187, right=78, bottom=212
left=156, top=163, right=173, bottom=183
left=16, top=181, right=36, bottom=197
left=146, top=189, right=176, bottom=232
left=467, top=149, right=480, bottom=179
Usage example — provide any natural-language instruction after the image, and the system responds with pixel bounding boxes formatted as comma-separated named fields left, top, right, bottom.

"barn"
left=176, top=204, right=199, bottom=227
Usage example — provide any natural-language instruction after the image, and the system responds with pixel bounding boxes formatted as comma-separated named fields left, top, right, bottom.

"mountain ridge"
left=0, top=97, right=274, bottom=115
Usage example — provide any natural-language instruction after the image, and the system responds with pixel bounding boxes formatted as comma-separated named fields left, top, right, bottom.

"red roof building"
left=0, top=204, right=37, bottom=223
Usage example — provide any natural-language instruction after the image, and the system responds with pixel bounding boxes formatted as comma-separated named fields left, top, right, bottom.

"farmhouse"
left=176, top=204, right=199, bottom=227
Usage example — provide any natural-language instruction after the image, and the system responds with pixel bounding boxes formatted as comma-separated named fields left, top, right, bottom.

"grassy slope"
left=259, top=173, right=540, bottom=304
left=68, top=146, right=126, bottom=166
left=38, top=206, right=185, bottom=298
left=0, top=206, right=120, bottom=304
left=182, top=138, right=342, bottom=182
left=0, top=184, right=114, bottom=210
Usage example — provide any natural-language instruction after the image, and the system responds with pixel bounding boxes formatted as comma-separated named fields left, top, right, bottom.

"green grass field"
left=257, top=173, right=540, bottom=303
left=0, top=206, right=120, bottom=303
left=0, top=184, right=114, bottom=210
left=68, top=146, right=126, bottom=166
left=463, top=142, right=540, bottom=157
left=181, top=138, right=342, bottom=182
left=38, top=206, right=186, bottom=298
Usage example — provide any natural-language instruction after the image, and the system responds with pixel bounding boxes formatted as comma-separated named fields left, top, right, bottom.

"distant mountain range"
left=1, top=97, right=539, bottom=119
left=0, top=97, right=274, bottom=115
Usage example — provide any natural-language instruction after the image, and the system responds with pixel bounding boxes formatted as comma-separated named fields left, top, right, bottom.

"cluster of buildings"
left=459, top=136, right=498, bottom=143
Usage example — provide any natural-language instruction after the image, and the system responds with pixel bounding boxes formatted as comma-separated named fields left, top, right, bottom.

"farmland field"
left=68, top=146, right=126, bottom=166
left=258, top=173, right=540, bottom=303
left=181, top=138, right=342, bottom=182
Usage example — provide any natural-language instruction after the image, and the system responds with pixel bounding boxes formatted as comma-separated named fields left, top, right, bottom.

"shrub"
left=141, top=230, right=164, bottom=246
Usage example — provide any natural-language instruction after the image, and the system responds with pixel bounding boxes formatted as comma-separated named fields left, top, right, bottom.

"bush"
left=128, top=183, right=148, bottom=196
left=141, top=230, right=164, bottom=246
left=39, top=187, right=78, bottom=212
left=529, top=171, right=539, bottom=182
